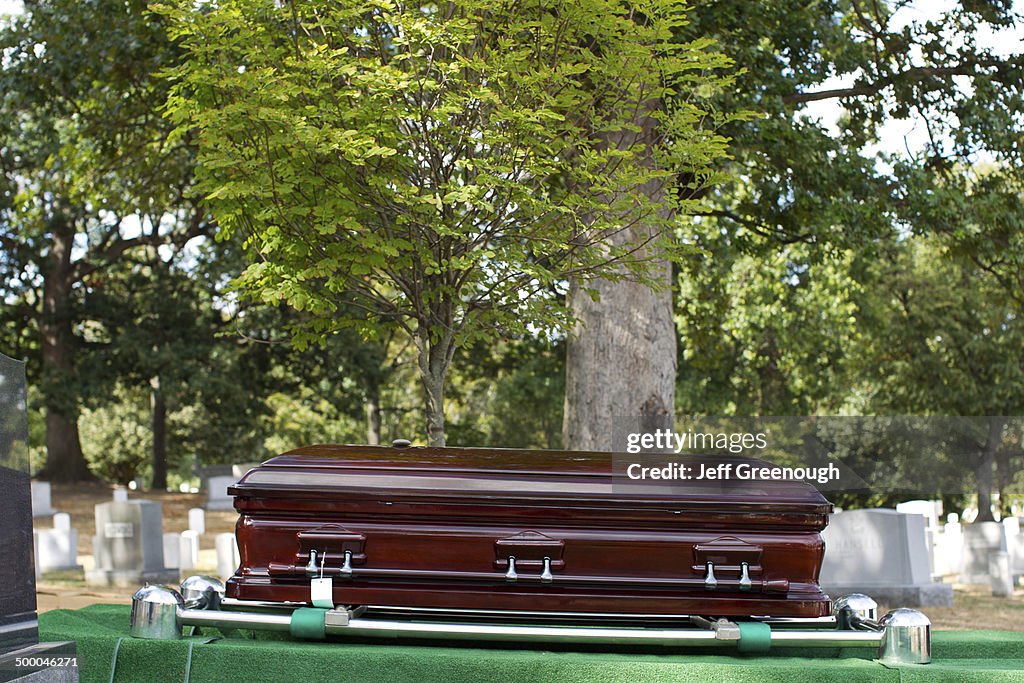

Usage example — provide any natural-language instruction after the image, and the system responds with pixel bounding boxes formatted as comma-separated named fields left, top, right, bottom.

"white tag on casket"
left=311, top=577, right=334, bottom=608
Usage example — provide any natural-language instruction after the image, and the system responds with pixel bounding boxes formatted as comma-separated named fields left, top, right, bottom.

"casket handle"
left=494, top=531, right=565, bottom=573
left=540, top=557, right=554, bottom=584
left=296, top=526, right=367, bottom=569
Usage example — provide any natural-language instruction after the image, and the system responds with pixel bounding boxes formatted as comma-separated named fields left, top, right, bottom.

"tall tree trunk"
left=150, top=375, right=167, bottom=490
left=366, top=386, right=381, bottom=445
left=974, top=416, right=1004, bottom=523
left=38, top=225, right=91, bottom=482
left=563, top=101, right=677, bottom=451
left=563, top=260, right=676, bottom=451
left=421, top=367, right=446, bottom=447
left=416, top=332, right=451, bottom=447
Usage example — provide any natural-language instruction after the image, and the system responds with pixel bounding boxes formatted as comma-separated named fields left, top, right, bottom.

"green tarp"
left=38, top=605, right=1024, bottom=683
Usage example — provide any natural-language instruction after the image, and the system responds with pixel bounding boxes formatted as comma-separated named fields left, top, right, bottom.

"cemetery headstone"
left=895, top=500, right=941, bottom=529
left=989, top=551, right=1014, bottom=597
left=932, top=516, right=964, bottom=577
left=820, top=508, right=953, bottom=607
left=1003, top=517, right=1023, bottom=578
left=215, top=532, right=240, bottom=580
left=30, top=481, right=56, bottom=518
left=33, top=513, right=81, bottom=573
left=163, top=532, right=181, bottom=570
left=0, top=353, right=38, bottom=654
left=197, top=464, right=232, bottom=491
left=0, top=352, right=78, bottom=680
left=188, top=507, right=206, bottom=535
left=86, top=500, right=177, bottom=587
left=205, top=475, right=236, bottom=511
left=178, top=530, right=200, bottom=571
left=960, top=522, right=1009, bottom=585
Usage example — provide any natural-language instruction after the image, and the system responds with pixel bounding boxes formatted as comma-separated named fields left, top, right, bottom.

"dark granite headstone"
left=0, top=353, right=37, bottom=654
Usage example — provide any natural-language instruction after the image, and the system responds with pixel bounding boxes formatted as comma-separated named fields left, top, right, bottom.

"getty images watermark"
left=611, top=417, right=1020, bottom=495
left=622, top=427, right=840, bottom=484
left=614, top=423, right=846, bottom=489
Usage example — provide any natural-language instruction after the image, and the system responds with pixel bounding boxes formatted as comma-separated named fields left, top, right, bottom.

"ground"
left=32, top=482, right=1024, bottom=630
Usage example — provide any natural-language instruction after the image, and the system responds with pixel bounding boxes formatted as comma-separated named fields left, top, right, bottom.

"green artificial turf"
left=37, top=605, right=1024, bottom=683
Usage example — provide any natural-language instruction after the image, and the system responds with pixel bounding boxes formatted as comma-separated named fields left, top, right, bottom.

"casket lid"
left=230, top=444, right=832, bottom=513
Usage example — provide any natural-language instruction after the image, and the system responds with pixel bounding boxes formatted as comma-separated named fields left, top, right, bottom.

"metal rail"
left=130, top=579, right=931, bottom=665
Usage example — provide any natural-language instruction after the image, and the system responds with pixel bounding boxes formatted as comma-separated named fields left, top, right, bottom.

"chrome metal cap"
left=130, top=585, right=184, bottom=640
left=878, top=608, right=931, bottom=665
left=180, top=575, right=225, bottom=611
left=834, top=593, right=878, bottom=628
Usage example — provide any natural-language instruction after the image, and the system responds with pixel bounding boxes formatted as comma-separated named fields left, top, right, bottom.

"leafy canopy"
left=160, top=0, right=738, bottom=350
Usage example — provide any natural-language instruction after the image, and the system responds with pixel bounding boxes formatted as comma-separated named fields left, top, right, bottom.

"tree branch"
left=71, top=209, right=209, bottom=282
left=783, top=59, right=1008, bottom=105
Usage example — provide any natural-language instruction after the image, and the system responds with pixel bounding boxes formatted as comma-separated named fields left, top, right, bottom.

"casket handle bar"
left=130, top=581, right=930, bottom=664
left=273, top=561, right=789, bottom=592
left=297, top=527, right=366, bottom=573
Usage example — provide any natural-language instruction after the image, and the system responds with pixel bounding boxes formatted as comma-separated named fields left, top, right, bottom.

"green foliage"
left=677, top=239, right=860, bottom=415
left=682, top=1, right=1024, bottom=254
left=261, top=389, right=363, bottom=455
left=0, top=0, right=208, bottom=479
left=79, top=385, right=152, bottom=485
left=160, top=0, right=741, bottom=443
left=446, top=337, right=565, bottom=449
left=850, top=236, right=1024, bottom=417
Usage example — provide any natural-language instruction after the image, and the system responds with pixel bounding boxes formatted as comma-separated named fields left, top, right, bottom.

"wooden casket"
left=226, top=444, right=833, bottom=618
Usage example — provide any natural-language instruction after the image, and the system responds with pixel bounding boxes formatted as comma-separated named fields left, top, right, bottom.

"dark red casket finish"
left=226, top=445, right=833, bottom=618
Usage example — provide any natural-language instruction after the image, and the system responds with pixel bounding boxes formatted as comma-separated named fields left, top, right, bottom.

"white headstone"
left=112, top=488, right=129, bottom=503
left=820, top=508, right=952, bottom=606
left=896, top=500, right=941, bottom=528
left=932, top=519, right=964, bottom=577
left=989, top=551, right=1014, bottom=597
left=163, top=532, right=181, bottom=570
left=31, top=481, right=56, bottom=517
left=215, top=532, right=240, bottom=580
left=1005, top=517, right=1021, bottom=535
left=205, top=475, right=236, bottom=511
left=1003, top=517, right=1023, bottom=576
left=53, top=512, right=71, bottom=532
left=188, top=508, right=206, bottom=535
left=33, top=520, right=79, bottom=573
left=961, top=522, right=1009, bottom=584
left=179, top=530, right=200, bottom=571
left=86, top=499, right=175, bottom=587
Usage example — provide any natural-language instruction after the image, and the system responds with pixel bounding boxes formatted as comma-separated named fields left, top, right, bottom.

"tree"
left=161, top=0, right=734, bottom=445
left=676, top=239, right=861, bottom=416
left=0, top=0, right=207, bottom=480
left=849, top=236, right=1024, bottom=520
left=662, top=2, right=1024, bottom=513
left=681, top=1, right=1023, bottom=245
left=82, top=250, right=226, bottom=489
